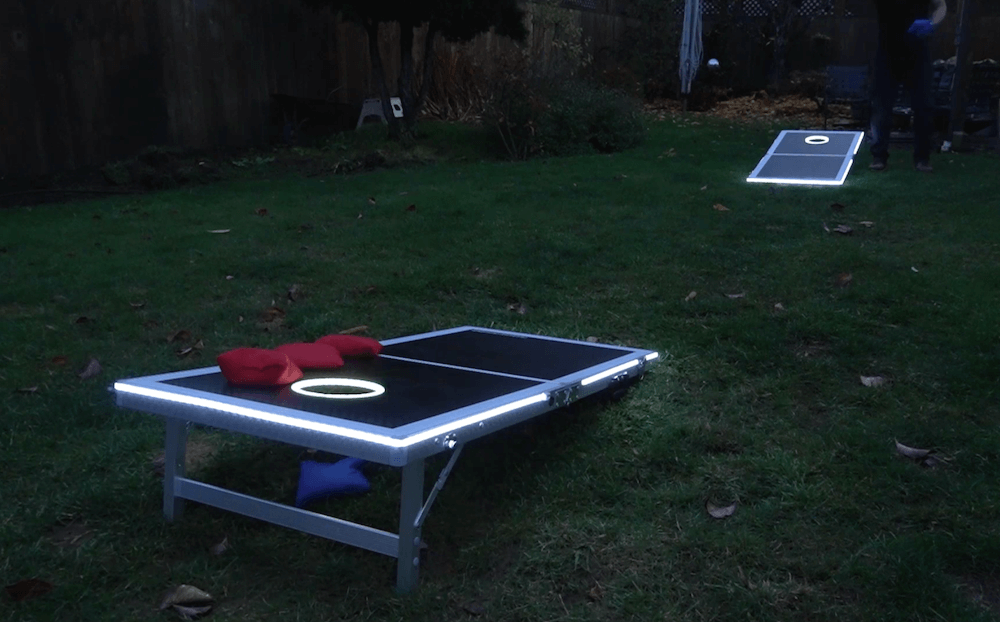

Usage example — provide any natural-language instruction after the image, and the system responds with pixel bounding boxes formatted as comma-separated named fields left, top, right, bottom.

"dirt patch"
left=645, top=94, right=857, bottom=128
left=47, top=519, right=94, bottom=550
left=150, top=436, right=219, bottom=477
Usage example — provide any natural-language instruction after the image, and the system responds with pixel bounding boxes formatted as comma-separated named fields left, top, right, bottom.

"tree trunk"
left=414, top=24, right=439, bottom=126
left=365, top=18, right=400, bottom=139
left=398, top=20, right=416, bottom=133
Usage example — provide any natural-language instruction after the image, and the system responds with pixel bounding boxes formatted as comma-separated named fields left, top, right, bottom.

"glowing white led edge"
left=644, top=352, right=659, bottom=362
left=804, top=135, right=830, bottom=145
left=290, top=378, right=386, bottom=400
left=747, top=176, right=845, bottom=186
left=114, top=382, right=548, bottom=448
left=581, top=359, right=640, bottom=386
left=853, top=139, right=862, bottom=155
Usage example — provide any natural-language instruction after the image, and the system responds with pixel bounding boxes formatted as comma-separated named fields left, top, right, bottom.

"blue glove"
left=908, top=19, right=934, bottom=38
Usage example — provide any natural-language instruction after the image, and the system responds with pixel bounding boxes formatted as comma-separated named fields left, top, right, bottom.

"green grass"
left=2, top=117, right=1000, bottom=621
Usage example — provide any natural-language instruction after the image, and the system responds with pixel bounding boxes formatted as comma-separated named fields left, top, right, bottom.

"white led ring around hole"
left=290, top=378, right=386, bottom=399
left=804, top=135, right=830, bottom=145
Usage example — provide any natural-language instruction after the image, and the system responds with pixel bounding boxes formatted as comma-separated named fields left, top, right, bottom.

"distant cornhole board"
left=747, top=130, right=864, bottom=186
left=357, top=97, right=404, bottom=129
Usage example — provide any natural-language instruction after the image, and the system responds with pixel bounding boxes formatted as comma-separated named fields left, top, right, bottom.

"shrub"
left=486, top=79, right=646, bottom=159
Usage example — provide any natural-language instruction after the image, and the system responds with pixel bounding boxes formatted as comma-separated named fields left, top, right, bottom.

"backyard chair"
left=822, top=65, right=871, bottom=130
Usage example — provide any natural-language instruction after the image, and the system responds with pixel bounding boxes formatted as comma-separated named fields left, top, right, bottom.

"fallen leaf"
left=75, top=316, right=91, bottom=324
left=833, top=224, right=853, bottom=235
left=367, top=197, right=377, bottom=205
left=16, top=386, right=39, bottom=394
left=261, top=307, right=285, bottom=321
left=911, top=266, right=919, bottom=273
left=255, top=208, right=268, bottom=216
left=859, top=221, right=874, bottom=227
left=78, top=358, right=101, bottom=380
left=287, top=284, right=304, bottom=302
left=461, top=602, right=486, bottom=616
left=405, top=204, right=417, bottom=213
left=614, top=173, right=628, bottom=180
left=208, top=536, right=229, bottom=556
left=831, top=202, right=845, bottom=212
left=860, top=375, right=886, bottom=387
left=713, top=203, right=729, bottom=211
left=835, top=273, right=853, bottom=287
left=700, top=185, right=708, bottom=190
left=726, top=292, right=746, bottom=299
left=225, top=275, right=234, bottom=280
left=160, top=585, right=214, bottom=619
left=684, top=291, right=697, bottom=301
left=238, top=315, right=244, bottom=323
left=506, top=302, right=528, bottom=315
left=706, top=501, right=738, bottom=519
left=130, top=301, right=146, bottom=309
left=774, top=302, right=785, bottom=311
left=822, top=222, right=831, bottom=233
left=357, top=213, right=363, bottom=219
left=895, top=440, right=930, bottom=460
left=168, top=329, right=192, bottom=343
left=207, top=229, right=230, bottom=234
left=50, top=356, right=67, bottom=366
left=176, top=340, right=204, bottom=358
left=339, top=325, right=368, bottom=335
left=4, top=578, right=53, bottom=602
left=586, top=336, right=599, bottom=343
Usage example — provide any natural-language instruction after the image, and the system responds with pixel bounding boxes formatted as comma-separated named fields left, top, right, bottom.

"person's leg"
left=910, top=39, right=933, bottom=167
left=870, top=43, right=896, bottom=168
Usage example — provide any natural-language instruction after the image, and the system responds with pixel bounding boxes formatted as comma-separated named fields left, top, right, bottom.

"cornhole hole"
left=747, top=130, right=865, bottom=186
left=114, top=326, right=659, bottom=592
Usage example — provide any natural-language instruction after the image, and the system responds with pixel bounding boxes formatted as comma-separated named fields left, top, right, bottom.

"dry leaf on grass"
left=130, top=301, right=146, bottom=309
left=176, top=340, right=204, bottom=358
left=50, top=356, right=67, bottom=366
left=706, top=501, right=738, bottom=519
left=207, top=229, right=230, bottom=234
left=255, top=208, right=268, bottom=216
left=507, top=302, right=528, bottom=315
left=774, top=302, right=785, bottom=311
left=833, top=224, right=853, bottom=235
left=405, top=204, right=417, bottom=212
left=860, top=375, right=887, bottom=387
left=208, top=536, right=229, bottom=556
left=78, top=358, right=102, bottom=380
left=367, top=197, right=377, bottom=205
left=287, top=284, right=304, bottom=302
left=586, top=336, right=599, bottom=343
left=836, top=273, right=853, bottom=287
left=822, top=222, right=831, bottom=233
left=684, top=291, right=698, bottom=301
left=726, top=292, right=746, bottom=299
left=16, top=386, right=39, bottom=394
left=895, top=440, right=930, bottom=460
left=859, top=221, right=874, bottom=227
left=713, top=203, right=730, bottom=211
left=159, top=584, right=214, bottom=612
left=339, top=325, right=369, bottom=335
left=4, top=578, right=53, bottom=602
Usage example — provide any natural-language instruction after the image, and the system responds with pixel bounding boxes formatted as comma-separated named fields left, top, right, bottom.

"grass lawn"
left=2, top=117, right=999, bottom=621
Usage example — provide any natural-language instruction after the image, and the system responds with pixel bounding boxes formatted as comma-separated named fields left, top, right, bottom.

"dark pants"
left=870, top=35, right=933, bottom=164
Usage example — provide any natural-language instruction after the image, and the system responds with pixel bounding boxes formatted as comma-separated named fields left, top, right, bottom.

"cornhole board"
left=113, top=326, right=659, bottom=592
left=747, top=130, right=865, bottom=186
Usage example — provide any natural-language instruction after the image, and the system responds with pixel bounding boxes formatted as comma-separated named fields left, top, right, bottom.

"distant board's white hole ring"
left=805, top=135, right=830, bottom=145
left=290, top=378, right=386, bottom=399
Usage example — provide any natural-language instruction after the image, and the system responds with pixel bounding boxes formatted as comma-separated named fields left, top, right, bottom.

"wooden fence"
left=2, top=0, right=997, bottom=178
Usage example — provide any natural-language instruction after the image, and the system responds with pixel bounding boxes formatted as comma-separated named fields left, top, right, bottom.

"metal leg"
left=163, top=418, right=188, bottom=521
left=395, top=459, right=424, bottom=593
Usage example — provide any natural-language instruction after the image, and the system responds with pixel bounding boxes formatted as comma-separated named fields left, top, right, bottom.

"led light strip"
left=746, top=158, right=853, bottom=186
left=290, top=378, right=386, bottom=400
left=114, top=382, right=548, bottom=448
left=581, top=359, right=640, bottom=386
